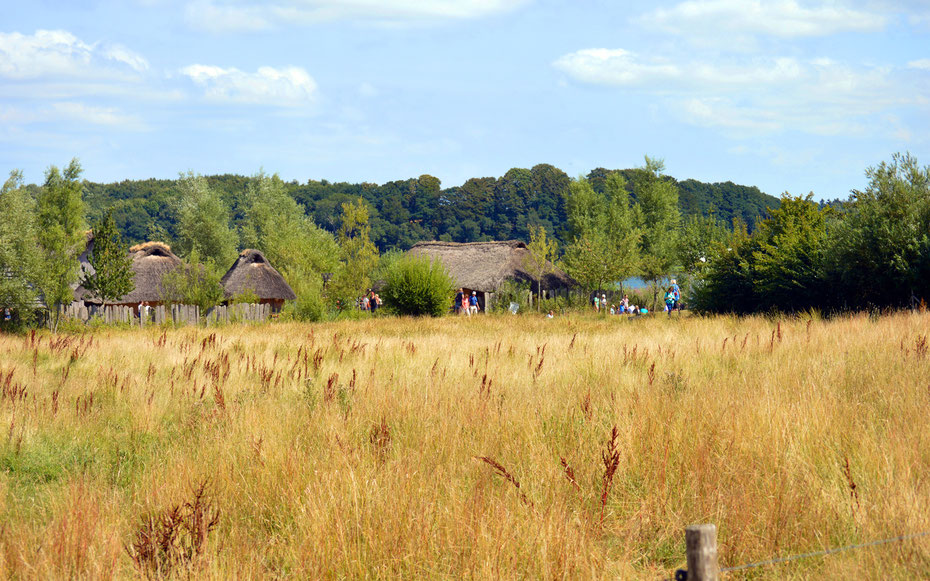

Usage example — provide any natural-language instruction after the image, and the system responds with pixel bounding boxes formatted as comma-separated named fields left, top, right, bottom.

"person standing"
left=454, top=288, right=464, bottom=315
left=593, top=294, right=600, bottom=313
left=468, top=291, right=480, bottom=315
left=664, top=287, right=676, bottom=317
left=671, top=279, right=681, bottom=312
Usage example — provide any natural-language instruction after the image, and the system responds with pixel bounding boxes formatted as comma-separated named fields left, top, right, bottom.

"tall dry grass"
left=0, top=311, right=929, bottom=578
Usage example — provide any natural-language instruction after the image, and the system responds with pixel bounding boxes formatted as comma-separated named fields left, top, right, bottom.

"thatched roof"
left=408, top=240, right=576, bottom=293
left=221, top=249, right=296, bottom=301
left=111, top=242, right=183, bottom=304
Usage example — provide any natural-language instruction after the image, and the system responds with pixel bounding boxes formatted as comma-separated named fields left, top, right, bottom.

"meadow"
left=1, top=311, right=929, bottom=579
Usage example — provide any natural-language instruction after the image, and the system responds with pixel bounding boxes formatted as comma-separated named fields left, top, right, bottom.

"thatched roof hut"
left=408, top=240, right=576, bottom=294
left=221, top=249, right=296, bottom=305
left=109, top=241, right=183, bottom=305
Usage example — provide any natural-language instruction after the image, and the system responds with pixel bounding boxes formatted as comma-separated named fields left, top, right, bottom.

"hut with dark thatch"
left=221, top=249, right=296, bottom=312
left=106, top=241, right=184, bottom=309
left=407, top=240, right=576, bottom=310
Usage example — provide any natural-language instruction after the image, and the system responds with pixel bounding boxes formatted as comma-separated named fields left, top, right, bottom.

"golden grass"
left=1, top=312, right=930, bottom=579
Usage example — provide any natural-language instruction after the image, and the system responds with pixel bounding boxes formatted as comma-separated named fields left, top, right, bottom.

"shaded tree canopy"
left=79, top=164, right=778, bottom=255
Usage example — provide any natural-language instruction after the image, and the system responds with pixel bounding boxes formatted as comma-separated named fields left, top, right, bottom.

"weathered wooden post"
left=682, top=524, right=719, bottom=581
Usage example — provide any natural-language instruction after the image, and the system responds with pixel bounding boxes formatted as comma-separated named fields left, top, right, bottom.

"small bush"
left=381, top=255, right=455, bottom=317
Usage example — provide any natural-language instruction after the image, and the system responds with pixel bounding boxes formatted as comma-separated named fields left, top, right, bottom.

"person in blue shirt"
left=671, top=279, right=681, bottom=313
left=468, top=291, right=480, bottom=315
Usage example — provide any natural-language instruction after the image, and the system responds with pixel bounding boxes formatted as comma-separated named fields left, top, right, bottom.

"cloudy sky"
left=2, top=0, right=928, bottom=200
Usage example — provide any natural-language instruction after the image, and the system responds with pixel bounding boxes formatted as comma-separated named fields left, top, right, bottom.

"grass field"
left=1, top=311, right=929, bottom=579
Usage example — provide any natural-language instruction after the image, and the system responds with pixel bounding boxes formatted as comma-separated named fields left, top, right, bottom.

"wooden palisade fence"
left=60, top=303, right=273, bottom=326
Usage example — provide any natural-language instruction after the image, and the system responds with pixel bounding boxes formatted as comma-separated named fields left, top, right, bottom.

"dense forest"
left=73, top=164, right=779, bottom=252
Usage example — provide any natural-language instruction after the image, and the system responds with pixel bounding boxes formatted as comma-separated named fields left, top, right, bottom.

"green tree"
left=677, top=211, right=729, bottom=277
left=691, top=196, right=830, bottom=314
left=561, top=176, right=641, bottom=298
left=752, top=194, right=830, bottom=311
left=825, top=152, right=930, bottom=308
left=160, top=248, right=225, bottom=314
left=0, top=170, right=43, bottom=326
left=175, top=172, right=238, bottom=271
left=633, top=156, right=680, bottom=309
left=329, top=198, right=379, bottom=308
left=604, top=172, right=643, bottom=290
left=380, top=254, right=455, bottom=317
left=36, top=159, right=86, bottom=332
left=241, top=172, right=340, bottom=278
left=524, top=224, right=558, bottom=311
left=241, top=172, right=340, bottom=321
left=83, top=210, right=135, bottom=308
left=562, top=229, right=615, bottom=297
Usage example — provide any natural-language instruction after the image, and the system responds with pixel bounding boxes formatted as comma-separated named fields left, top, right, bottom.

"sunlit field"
left=1, top=311, right=929, bottom=579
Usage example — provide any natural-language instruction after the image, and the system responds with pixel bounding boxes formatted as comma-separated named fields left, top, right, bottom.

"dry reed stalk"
left=369, top=416, right=391, bottom=461
left=600, top=425, right=620, bottom=525
left=324, top=373, right=339, bottom=402
left=126, top=480, right=220, bottom=577
left=475, top=456, right=533, bottom=508
left=580, top=390, right=592, bottom=421
left=842, top=456, right=860, bottom=515
left=560, top=457, right=580, bottom=491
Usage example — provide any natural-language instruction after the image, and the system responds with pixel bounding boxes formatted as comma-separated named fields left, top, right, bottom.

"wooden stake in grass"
left=600, top=426, right=620, bottom=525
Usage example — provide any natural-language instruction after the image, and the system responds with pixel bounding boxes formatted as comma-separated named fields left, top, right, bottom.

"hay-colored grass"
left=1, top=312, right=929, bottom=579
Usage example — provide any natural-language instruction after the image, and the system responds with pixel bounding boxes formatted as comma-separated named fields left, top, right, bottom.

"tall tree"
left=825, top=152, right=930, bottom=308
left=83, top=210, right=135, bottom=309
left=240, top=172, right=340, bottom=320
left=329, top=198, right=379, bottom=309
left=36, top=158, right=86, bottom=331
left=175, top=172, right=238, bottom=272
left=524, top=224, right=558, bottom=311
left=677, top=212, right=729, bottom=276
left=604, top=172, right=643, bottom=290
left=562, top=176, right=641, bottom=297
left=633, top=156, right=680, bottom=308
left=0, top=170, right=42, bottom=325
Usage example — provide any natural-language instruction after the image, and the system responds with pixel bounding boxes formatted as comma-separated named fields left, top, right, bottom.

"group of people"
left=360, top=289, right=382, bottom=312
left=594, top=293, right=647, bottom=316
left=591, top=279, right=682, bottom=317
left=453, top=288, right=481, bottom=315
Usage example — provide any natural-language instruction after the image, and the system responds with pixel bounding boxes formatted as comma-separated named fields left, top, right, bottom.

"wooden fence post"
left=683, top=524, right=718, bottom=581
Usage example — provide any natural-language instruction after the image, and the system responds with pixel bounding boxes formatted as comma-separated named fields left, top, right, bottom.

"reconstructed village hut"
left=220, top=249, right=296, bottom=312
left=108, top=241, right=184, bottom=308
left=407, top=240, right=576, bottom=310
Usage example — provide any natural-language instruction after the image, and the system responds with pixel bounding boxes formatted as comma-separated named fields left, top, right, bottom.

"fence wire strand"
left=720, top=530, right=930, bottom=574
left=663, top=529, right=930, bottom=580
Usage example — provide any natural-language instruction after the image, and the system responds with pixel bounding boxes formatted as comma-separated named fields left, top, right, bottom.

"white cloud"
left=50, top=102, right=146, bottom=128
left=0, top=30, right=148, bottom=80
left=185, top=0, right=530, bottom=31
left=908, top=59, right=930, bottom=69
left=554, top=47, right=908, bottom=138
left=180, top=64, right=318, bottom=105
left=643, top=0, right=885, bottom=38
left=553, top=49, right=806, bottom=89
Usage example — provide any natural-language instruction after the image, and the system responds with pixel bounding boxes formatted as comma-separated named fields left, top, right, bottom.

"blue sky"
left=2, top=0, right=928, bottom=201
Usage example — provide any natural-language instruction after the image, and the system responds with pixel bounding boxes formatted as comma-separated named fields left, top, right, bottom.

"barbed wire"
left=664, top=529, right=930, bottom=580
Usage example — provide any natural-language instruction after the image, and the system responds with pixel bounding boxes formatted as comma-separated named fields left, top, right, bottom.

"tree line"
left=75, top=164, right=777, bottom=253
left=692, top=152, right=930, bottom=314
left=3, top=153, right=925, bottom=327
